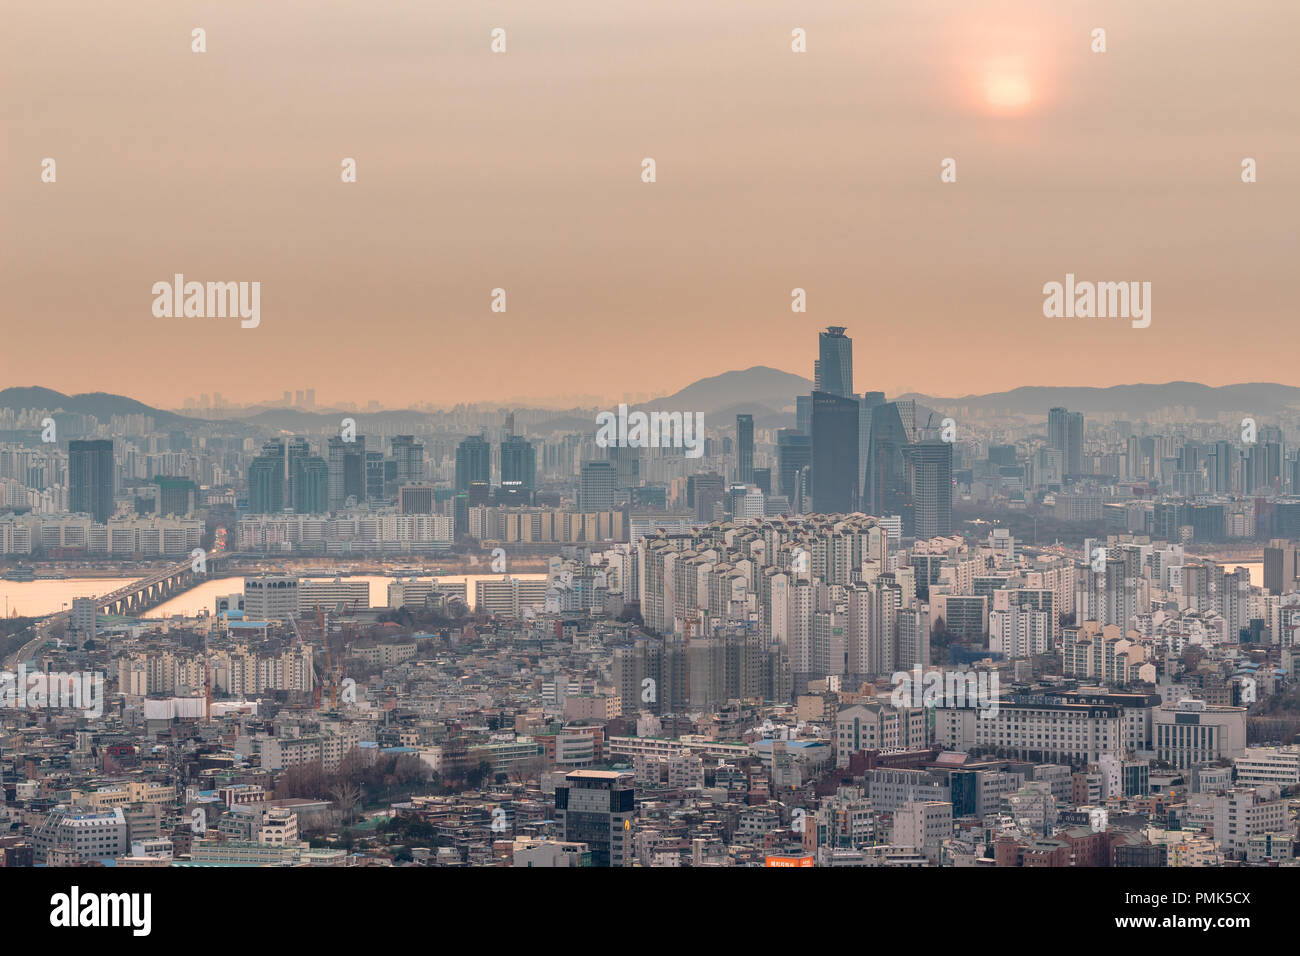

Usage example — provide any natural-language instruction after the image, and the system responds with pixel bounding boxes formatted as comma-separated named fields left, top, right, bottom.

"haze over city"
left=3, top=0, right=1296, bottom=928
left=4, top=0, right=1298, bottom=407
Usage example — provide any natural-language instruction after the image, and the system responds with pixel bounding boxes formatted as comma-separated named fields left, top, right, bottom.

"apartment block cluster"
left=229, top=572, right=550, bottom=623
left=0, top=514, right=204, bottom=556
left=7, top=365, right=1300, bottom=867
left=116, top=644, right=316, bottom=697
left=2, top=527, right=1298, bottom=869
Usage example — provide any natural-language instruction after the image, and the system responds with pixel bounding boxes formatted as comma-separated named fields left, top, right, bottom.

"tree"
left=930, top=617, right=951, bottom=659
left=329, top=779, right=362, bottom=826
left=275, top=761, right=328, bottom=800
left=337, top=746, right=367, bottom=783
left=465, top=759, right=492, bottom=792
left=509, top=754, right=547, bottom=785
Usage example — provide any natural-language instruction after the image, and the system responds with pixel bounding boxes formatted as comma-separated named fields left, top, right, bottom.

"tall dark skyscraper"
left=68, top=440, right=114, bottom=523
left=607, top=443, right=639, bottom=487
left=294, top=456, right=330, bottom=514
left=256, top=438, right=325, bottom=514
left=390, top=435, right=424, bottom=484
left=554, top=770, right=634, bottom=867
left=248, top=451, right=284, bottom=514
left=688, top=472, right=726, bottom=522
left=796, top=395, right=812, bottom=436
left=1210, top=440, right=1232, bottom=493
left=777, top=429, right=812, bottom=512
left=1048, top=407, right=1084, bottom=477
left=1254, top=440, right=1283, bottom=493
left=858, top=391, right=886, bottom=506
left=866, top=402, right=914, bottom=530
left=283, top=438, right=311, bottom=509
left=500, top=435, right=537, bottom=494
left=810, top=391, right=858, bottom=514
left=467, top=479, right=491, bottom=506
left=365, top=451, right=386, bottom=501
left=579, top=460, right=616, bottom=511
left=1048, top=407, right=1067, bottom=457
left=1066, top=411, right=1084, bottom=476
left=902, top=440, right=953, bottom=537
left=327, top=435, right=367, bottom=509
left=814, top=326, right=853, bottom=398
left=735, top=414, right=754, bottom=485
left=455, top=435, right=491, bottom=492
left=152, top=476, right=196, bottom=517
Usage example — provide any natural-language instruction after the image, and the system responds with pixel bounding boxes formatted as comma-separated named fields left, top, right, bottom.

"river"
left=0, top=573, right=547, bottom=618
left=0, top=564, right=1263, bottom=619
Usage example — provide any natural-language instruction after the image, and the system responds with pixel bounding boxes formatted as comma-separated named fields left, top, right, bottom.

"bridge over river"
left=91, top=550, right=247, bottom=615
left=3, top=551, right=248, bottom=669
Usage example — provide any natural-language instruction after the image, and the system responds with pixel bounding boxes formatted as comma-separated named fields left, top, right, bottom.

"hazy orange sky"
left=3, top=0, right=1297, bottom=409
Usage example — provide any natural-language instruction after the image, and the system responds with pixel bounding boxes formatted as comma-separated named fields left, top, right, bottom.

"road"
left=3, top=617, right=62, bottom=670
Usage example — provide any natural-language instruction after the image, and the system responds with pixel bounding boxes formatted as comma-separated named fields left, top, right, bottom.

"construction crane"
left=289, top=613, right=322, bottom=709
left=317, top=604, right=338, bottom=711
left=683, top=618, right=692, bottom=713
left=203, top=624, right=212, bottom=723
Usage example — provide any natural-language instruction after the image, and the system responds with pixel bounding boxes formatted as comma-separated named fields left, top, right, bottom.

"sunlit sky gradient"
left=3, top=0, right=1297, bottom=408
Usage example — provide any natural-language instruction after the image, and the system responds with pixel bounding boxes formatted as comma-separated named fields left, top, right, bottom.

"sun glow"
left=938, top=7, right=1058, bottom=119
left=984, top=71, right=1032, bottom=111
left=980, top=57, right=1035, bottom=114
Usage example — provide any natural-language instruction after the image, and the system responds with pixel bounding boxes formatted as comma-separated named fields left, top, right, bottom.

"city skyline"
left=3, top=0, right=1297, bottom=903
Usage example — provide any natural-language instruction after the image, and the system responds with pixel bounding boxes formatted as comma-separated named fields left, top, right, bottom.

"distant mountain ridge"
left=897, top=382, right=1300, bottom=417
left=530, top=366, right=812, bottom=432
left=0, top=386, right=193, bottom=426
left=640, top=366, right=809, bottom=426
left=4, top=377, right=1296, bottom=429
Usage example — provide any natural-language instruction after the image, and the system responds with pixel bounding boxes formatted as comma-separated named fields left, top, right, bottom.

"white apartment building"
left=1233, top=746, right=1300, bottom=788
left=33, top=806, right=129, bottom=865
left=606, top=735, right=749, bottom=763
left=989, top=603, right=1051, bottom=659
left=1192, top=786, right=1290, bottom=856
left=298, top=577, right=370, bottom=612
left=259, top=728, right=363, bottom=773
left=17, top=515, right=203, bottom=555
left=475, top=577, right=548, bottom=618
left=0, top=516, right=33, bottom=554
left=1152, top=699, right=1247, bottom=770
left=512, top=840, right=591, bottom=867
left=236, top=513, right=453, bottom=553
left=860, top=768, right=949, bottom=813
left=945, top=701, right=1123, bottom=764
left=834, top=702, right=928, bottom=767
left=1061, top=621, right=1150, bottom=684
left=243, top=574, right=300, bottom=621
left=258, top=807, right=299, bottom=846
left=387, top=578, right=467, bottom=609
left=894, top=800, right=953, bottom=862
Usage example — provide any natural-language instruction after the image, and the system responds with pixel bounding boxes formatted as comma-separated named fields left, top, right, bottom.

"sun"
left=939, top=6, right=1061, bottom=118
left=983, top=71, right=1033, bottom=111
left=980, top=56, right=1035, bottom=114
